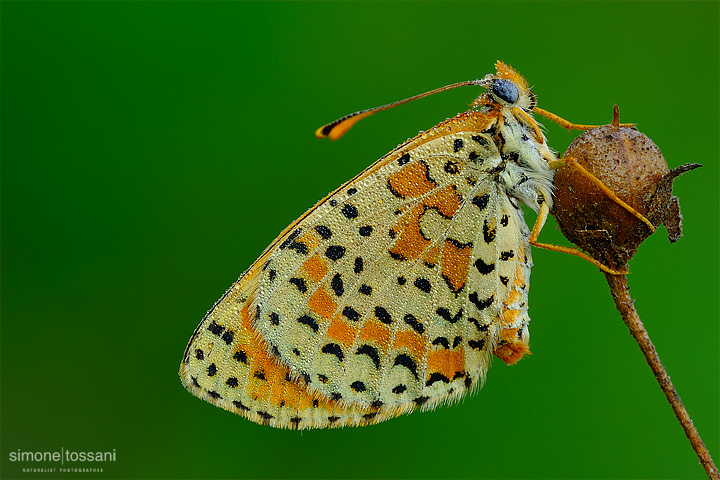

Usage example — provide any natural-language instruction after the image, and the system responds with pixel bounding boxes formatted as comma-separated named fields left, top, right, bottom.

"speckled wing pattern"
left=180, top=61, right=555, bottom=429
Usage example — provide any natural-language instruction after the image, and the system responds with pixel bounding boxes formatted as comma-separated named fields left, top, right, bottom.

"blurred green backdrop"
left=2, top=2, right=718, bottom=479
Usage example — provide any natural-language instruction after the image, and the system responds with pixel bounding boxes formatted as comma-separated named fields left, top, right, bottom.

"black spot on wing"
left=468, top=317, right=489, bottom=332
left=414, top=277, right=431, bottom=293
left=359, top=225, right=373, bottom=236
left=444, top=161, right=459, bottom=174
left=403, top=314, right=424, bottom=334
left=356, top=344, right=381, bottom=369
left=474, top=257, right=495, bottom=274
left=472, top=194, right=489, bottom=210
left=297, top=314, right=319, bottom=332
left=472, top=135, right=489, bottom=146
left=321, top=343, right=344, bottom=362
left=257, top=411, right=273, bottom=421
left=469, top=339, right=486, bottom=350
left=387, top=180, right=405, bottom=199
left=221, top=330, right=234, bottom=345
left=233, top=351, right=248, bottom=364
left=289, top=277, right=308, bottom=293
left=374, top=306, right=392, bottom=324
left=426, top=372, right=450, bottom=386
left=279, top=229, right=302, bottom=249
left=393, top=354, right=419, bottom=379
left=342, top=204, right=358, bottom=219
left=314, top=225, right=332, bottom=239
left=432, top=337, right=450, bottom=349
left=325, top=245, right=346, bottom=261
left=469, top=293, right=494, bottom=311
left=392, top=384, right=407, bottom=394
left=331, top=273, right=344, bottom=296
left=207, top=321, right=224, bottom=336
left=288, top=241, right=308, bottom=255
left=350, top=381, right=366, bottom=392
left=389, top=251, right=406, bottom=261
left=436, top=307, right=462, bottom=324
left=483, top=220, right=496, bottom=243
left=354, top=256, right=364, bottom=273
left=342, top=306, right=361, bottom=321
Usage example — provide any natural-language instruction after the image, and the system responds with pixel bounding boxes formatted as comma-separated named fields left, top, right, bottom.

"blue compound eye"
left=492, top=79, right=519, bottom=104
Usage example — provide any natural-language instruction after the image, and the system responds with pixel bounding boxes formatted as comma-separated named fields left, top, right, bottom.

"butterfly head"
left=475, top=61, right=537, bottom=112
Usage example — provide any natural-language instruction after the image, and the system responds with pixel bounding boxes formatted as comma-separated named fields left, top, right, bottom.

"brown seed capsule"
left=552, top=105, right=700, bottom=272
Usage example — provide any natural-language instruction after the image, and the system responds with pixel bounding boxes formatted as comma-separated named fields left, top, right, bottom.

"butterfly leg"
left=534, top=107, right=635, bottom=132
left=548, top=157, right=656, bottom=232
left=528, top=200, right=628, bottom=275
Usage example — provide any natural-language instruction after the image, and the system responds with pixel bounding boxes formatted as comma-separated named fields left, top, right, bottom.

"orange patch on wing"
left=303, top=255, right=328, bottom=283
left=504, top=290, right=523, bottom=307
left=358, top=320, right=391, bottom=349
left=441, top=239, right=472, bottom=293
left=389, top=205, right=430, bottom=261
left=298, top=232, right=320, bottom=251
left=423, top=185, right=462, bottom=217
left=500, top=307, right=521, bottom=326
left=308, top=288, right=337, bottom=320
left=392, top=331, right=426, bottom=358
left=269, top=378, right=292, bottom=408
left=240, top=302, right=253, bottom=331
left=422, top=244, right=441, bottom=267
left=426, top=349, right=465, bottom=381
left=387, top=161, right=436, bottom=199
left=294, top=387, right=316, bottom=410
left=244, top=350, right=275, bottom=402
left=326, top=316, right=357, bottom=349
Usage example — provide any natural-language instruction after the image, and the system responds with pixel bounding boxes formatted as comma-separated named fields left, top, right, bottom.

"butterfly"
left=179, top=61, right=638, bottom=429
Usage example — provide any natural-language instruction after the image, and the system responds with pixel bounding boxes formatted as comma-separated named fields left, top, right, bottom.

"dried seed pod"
left=552, top=105, right=700, bottom=272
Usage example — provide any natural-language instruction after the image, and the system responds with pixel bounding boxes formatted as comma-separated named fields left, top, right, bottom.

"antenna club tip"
left=314, top=126, right=329, bottom=139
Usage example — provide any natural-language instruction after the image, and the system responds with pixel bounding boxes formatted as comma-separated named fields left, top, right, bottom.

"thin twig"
left=604, top=273, right=719, bottom=479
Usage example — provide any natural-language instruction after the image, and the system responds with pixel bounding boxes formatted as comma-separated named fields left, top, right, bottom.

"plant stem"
left=604, top=273, right=719, bottom=479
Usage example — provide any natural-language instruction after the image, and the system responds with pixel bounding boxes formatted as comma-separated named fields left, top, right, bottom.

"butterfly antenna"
left=315, top=79, right=484, bottom=140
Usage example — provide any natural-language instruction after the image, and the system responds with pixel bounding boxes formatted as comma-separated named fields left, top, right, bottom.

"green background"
left=2, top=2, right=718, bottom=479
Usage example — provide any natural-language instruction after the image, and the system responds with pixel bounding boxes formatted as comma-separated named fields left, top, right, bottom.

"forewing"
left=254, top=111, right=526, bottom=409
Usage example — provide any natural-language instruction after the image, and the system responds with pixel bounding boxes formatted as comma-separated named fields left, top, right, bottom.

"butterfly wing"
left=179, top=273, right=411, bottom=428
left=180, top=110, right=535, bottom=426
left=253, top=110, right=532, bottom=408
